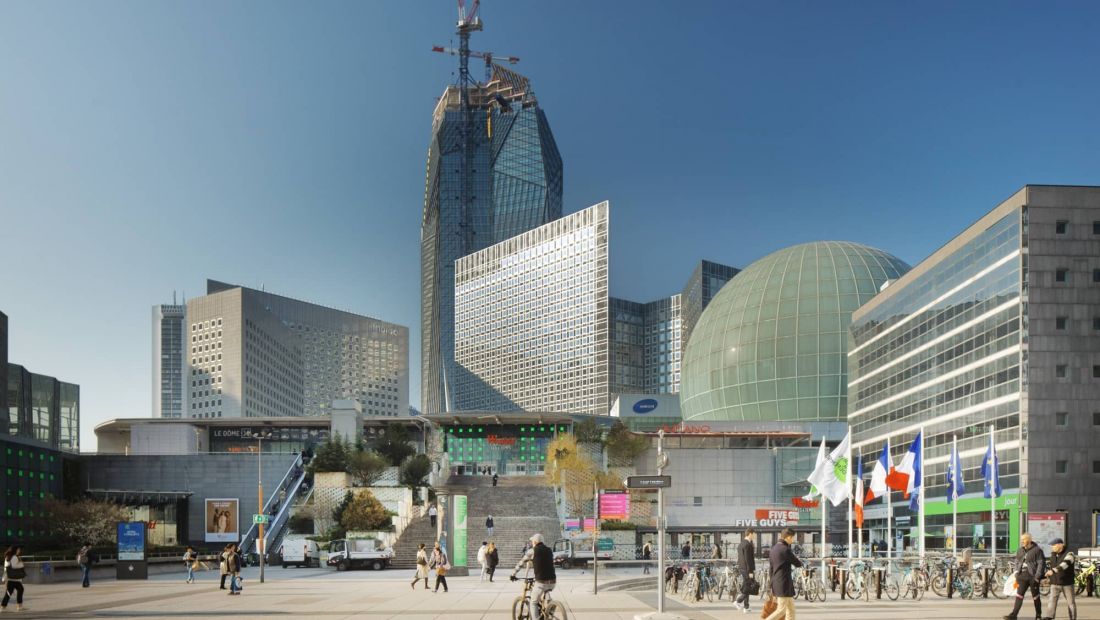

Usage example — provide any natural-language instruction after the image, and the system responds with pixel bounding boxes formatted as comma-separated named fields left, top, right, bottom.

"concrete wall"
left=131, top=423, right=203, bottom=455
left=82, top=453, right=298, bottom=546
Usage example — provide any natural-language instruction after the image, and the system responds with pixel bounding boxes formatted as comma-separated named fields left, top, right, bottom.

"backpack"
left=77, top=550, right=89, bottom=566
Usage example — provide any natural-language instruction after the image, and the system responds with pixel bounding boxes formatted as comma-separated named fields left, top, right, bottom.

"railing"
left=239, top=454, right=304, bottom=560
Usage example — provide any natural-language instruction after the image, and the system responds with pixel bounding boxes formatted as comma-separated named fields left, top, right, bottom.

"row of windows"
left=1052, top=267, right=1100, bottom=283
left=1053, top=316, right=1100, bottom=331
left=1053, top=411, right=1100, bottom=427
left=1053, top=364, right=1100, bottom=379
left=192, top=318, right=223, bottom=331
left=1055, top=459, right=1100, bottom=475
left=1053, top=219, right=1100, bottom=235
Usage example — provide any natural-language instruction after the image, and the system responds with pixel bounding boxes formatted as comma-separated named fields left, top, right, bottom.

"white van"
left=280, top=537, right=320, bottom=568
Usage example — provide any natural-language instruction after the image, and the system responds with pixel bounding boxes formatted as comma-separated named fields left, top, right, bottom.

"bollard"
left=839, top=568, right=848, bottom=600
left=830, top=565, right=838, bottom=592
left=982, top=566, right=995, bottom=599
left=1087, top=572, right=1095, bottom=598
left=873, top=567, right=884, bottom=600
left=946, top=568, right=954, bottom=599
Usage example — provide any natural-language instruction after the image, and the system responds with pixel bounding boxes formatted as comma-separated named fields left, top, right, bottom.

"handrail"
left=239, top=454, right=303, bottom=556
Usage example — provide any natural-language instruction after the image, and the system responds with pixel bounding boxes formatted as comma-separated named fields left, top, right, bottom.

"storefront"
left=210, top=425, right=331, bottom=454
left=427, top=412, right=580, bottom=477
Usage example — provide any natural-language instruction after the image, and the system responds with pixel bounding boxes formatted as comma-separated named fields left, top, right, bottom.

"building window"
left=1056, top=460, right=1069, bottom=475
left=1056, top=364, right=1068, bottom=379
left=1056, top=220, right=1069, bottom=235
left=1094, top=270, right=1100, bottom=283
left=1056, top=412, right=1069, bottom=427
left=1094, top=461, right=1100, bottom=474
left=1094, top=221, right=1100, bottom=235
left=1056, top=316, right=1068, bottom=330
left=1095, top=317, right=1100, bottom=331
left=1056, top=268, right=1069, bottom=283
left=1094, top=365, right=1100, bottom=378
left=1095, top=412, right=1100, bottom=427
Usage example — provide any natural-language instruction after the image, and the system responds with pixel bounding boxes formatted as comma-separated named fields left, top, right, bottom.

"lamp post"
left=251, top=431, right=272, bottom=584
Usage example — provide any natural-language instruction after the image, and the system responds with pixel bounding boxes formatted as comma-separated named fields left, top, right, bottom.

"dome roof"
left=680, top=241, right=909, bottom=422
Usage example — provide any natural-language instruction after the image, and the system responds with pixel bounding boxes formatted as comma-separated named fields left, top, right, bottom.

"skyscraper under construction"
left=420, top=5, right=563, bottom=414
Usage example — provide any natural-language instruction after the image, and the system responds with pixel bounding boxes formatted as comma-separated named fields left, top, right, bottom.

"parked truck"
left=279, top=537, right=320, bottom=568
left=552, top=537, right=614, bottom=569
left=326, top=538, right=394, bottom=571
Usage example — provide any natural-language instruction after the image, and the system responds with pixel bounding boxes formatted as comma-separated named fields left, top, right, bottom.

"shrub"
left=371, top=424, right=416, bottom=466
left=604, top=420, right=649, bottom=461
left=287, top=513, right=315, bottom=535
left=310, top=437, right=351, bottom=474
left=572, top=418, right=604, bottom=444
left=400, top=454, right=432, bottom=488
left=338, top=491, right=393, bottom=532
left=36, top=496, right=131, bottom=547
left=347, top=450, right=389, bottom=487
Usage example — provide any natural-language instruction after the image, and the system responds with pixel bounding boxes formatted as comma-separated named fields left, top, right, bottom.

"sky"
left=2, top=1, right=1099, bottom=451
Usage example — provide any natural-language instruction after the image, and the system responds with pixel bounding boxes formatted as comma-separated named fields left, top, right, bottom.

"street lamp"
left=250, top=431, right=273, bottom=584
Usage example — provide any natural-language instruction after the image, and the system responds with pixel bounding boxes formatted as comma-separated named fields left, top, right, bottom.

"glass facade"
left=5, top=364, right=78, bottom=453
left=442, top=423, right=569, bottom=476
left=680, top=260, right=741, bottom=352
left=421, top=65, right=563, bottom=415
left=681, top=242, right=909, bottom=422
left=152, top=304, right=187, bottom=418
left=454, top=203, right=609, bottom=414
left=1, top=439, right=65, bottom=543
left=609, top=298, right=645, bottom=395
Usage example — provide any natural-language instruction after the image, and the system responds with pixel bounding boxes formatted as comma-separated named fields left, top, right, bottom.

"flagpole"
left=989, top=425, right=996, bottom=563
left=919, top=425, right=926, bottom=561
left=847, top=436, right=853, bottom=560
left=821, top=499, right=828, bottom=584
left=951, top=435, right=958, bottom=559
left=887, top=488, right=893, bottom=561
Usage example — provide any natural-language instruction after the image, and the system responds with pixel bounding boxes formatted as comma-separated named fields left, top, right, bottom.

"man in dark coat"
left=1005, top=532, right=1045, bottom=620
left=765, top=528, right=802, bottom=620
left=735, top=528, right=757, bottom=612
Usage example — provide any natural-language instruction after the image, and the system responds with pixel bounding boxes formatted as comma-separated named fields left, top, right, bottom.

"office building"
left=152, top=300, right=187, bottom=418
left=454, top=202, right=608, bottom=415
left=681, top=241, right=910, bottom=422
left=186, top=280, right=408, bottom=419
left=421, top=64, right=563, bottom=414
left=849, top=185, right=1100, bottom=550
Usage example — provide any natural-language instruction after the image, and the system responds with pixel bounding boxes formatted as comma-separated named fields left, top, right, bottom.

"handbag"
left=760, top=594, right=777, bottom=618
left=744, top=575, right=761, bottom=596
left=6, top=567, right=25, bottom=580
left=1002, top=576, right=1017, bottom=597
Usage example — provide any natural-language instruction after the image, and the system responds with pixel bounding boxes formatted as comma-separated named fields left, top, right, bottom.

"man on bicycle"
left=512, top=533, right=556, bottom=618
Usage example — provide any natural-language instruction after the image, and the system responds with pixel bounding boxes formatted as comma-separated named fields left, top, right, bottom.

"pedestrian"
left=642, top=541, right=652, bottom=575
left=764, top=527, right=802, bottom=620
left=429, top=542, right=449, bottom=593
left=303, top=542, right=311, bottom=568
left=1043, top=537, right=1076, bottom=620
left=486, top=514, right=495, bottom=538
left=477, top=541, right=489, bottom=582
left=76, top=543, right=93, bottom=588
left=486, top=542, right=499, bottom=582
left=1003, top=532, right=1044, bottom=620
left=711, top=543, right=723, bottom=560
left=218, top=544, right=229, bottom=589
left=735, top=528, right=757, bottom=613
left=511, top=533, right=556, bottom=619
left=184, top=546, right=198, bottom=583
left=681, top=540, right=691, bottom=559
left=870, top=541, right=878, bottom=556
left=428, top=504, right=438, bottom=529
left=411, top=543, right=430, bottom=590
left=1, top=546, right=27, bottom=612
left=492, top=473, right=499, bottom=487
left=227, top=544, right=243, bottom=595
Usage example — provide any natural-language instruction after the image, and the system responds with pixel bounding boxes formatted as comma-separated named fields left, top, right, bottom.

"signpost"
left=634, top=430, right=686, bottom=620
left=116, top=521, right=148, bottom=580
left=253, top=514, right=270, bottom=525
left=626, top=475, right=671, bottom=489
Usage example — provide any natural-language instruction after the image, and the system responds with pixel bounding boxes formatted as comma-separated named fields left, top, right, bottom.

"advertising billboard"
left=205, top=498, right=240, bottom=543
left=117, top=522, right=146, bottom=561
left=453, top=495, right=468, bottom=567
left=599, top=491, right=630, bottom=521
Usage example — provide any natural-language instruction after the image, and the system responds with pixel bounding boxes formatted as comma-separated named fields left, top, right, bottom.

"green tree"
left=604, top=420, right=650, bottom=461
left=572, top=418, right=604, bottom=444
left=399, top=454, right=432, bottom=488
left=310, top=437, right=351, bottom=474
left=347, top=450, right=389, bottom=487
left=339, top=491, right=393, bottom=532
left=371, top=424, right=415, bottom=466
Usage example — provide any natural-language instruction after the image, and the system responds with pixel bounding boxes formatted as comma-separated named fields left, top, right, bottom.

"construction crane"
left=432, top=45, right=519, bottom=82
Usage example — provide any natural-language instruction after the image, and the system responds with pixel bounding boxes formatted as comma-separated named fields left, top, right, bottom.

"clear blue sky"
left=2, top=1, right=1099, bottom=450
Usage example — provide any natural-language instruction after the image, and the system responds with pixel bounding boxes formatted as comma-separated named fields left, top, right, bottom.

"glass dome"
left=680, top=241, right=909, bottom=422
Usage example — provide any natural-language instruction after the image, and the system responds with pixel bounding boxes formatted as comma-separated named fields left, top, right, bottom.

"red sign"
left=599, top=491, right=630, bottom=521
left=583, top=518, right=596, bottom=532
left=791, top=497, right=819, bottom=509
left=486, top=435, right=516, bottom=446
left=756, top=509, right=799, bottom=523
left=658, top=423, right=713, bottom=434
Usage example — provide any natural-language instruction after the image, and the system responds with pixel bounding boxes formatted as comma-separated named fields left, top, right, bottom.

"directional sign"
left=626, top=475, right=671, bottom=489
left=253, top=514, right=270, bottom=525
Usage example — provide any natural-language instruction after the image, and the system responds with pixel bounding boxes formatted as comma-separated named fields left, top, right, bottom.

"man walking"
left=642, top=541, right=652, bottom=575
left=681, top=540, right=691, bottom=559
left=429, top=504, right=438, bottom=529
left=477, top=541, right=489, bottom=582
left=1042, top=537, right=1076, bottom=620
left=486, top=514, right=495, bottom=538
left=76, top=543, right=92, bottom=588
left=735, top=528, right=757, bottom=613
left=764, top=528, right=802, bottom=620
left=1004, top=532, right=1045, bottom=620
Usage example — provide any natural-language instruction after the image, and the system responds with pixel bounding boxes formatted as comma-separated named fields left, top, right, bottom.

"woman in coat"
left=227, top=544, right=243, bottom=595
left=428, top=542, right=449, bottom=593
left=485, top=542, right=499, bottom=582
left=2, top=546, right=26, bottom=612
left=411, top=543, right=430, bottom=589
left=219, top=544, right=231, bottom=590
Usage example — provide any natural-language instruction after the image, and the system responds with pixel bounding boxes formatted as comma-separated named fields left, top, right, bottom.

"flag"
left=854, top=456, right=865, bottom=528
left=946, top=443, right=964, bottom=504
left=888, top=431, right=922, bottom=510
left=808, top=432, right=852, bottom=507
left=981, top=432, right=1002, bottom=499
left=864, top=440, right=892, bottom=505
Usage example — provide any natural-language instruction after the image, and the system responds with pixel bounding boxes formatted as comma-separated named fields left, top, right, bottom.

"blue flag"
left=945, top=444, right=964, bottom=504
left=980, top=433, right=1002, bottom=499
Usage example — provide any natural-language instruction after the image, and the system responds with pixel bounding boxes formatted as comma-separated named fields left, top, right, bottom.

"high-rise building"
left=186, top=281, right=409, bottom=419
left=680, top=260, right=742, bottom=350
left=848, top=185, right=1100, bottom=550
left=421, top=64, right=563, bottom=414
left=453, top=202, right=609, bottom=414
left=152, top=301, right=187, bottom=418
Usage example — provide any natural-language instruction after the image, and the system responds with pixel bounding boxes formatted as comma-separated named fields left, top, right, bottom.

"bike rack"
left=946, top=568, right=954, bottom=599
left=872, top=567, right=885, bottom=600
left=837, top=567, right=849, bottom=600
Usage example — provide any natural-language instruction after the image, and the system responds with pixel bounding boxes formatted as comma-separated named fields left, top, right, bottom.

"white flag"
left=807, top=432, right=852, bottom=507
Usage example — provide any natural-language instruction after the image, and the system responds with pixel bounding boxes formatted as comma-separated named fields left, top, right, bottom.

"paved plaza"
left=10, top=566, right=1100, bottom=619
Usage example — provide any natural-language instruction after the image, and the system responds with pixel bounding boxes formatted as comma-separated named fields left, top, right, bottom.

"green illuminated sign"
left=453, top=495, right=468, bottom=567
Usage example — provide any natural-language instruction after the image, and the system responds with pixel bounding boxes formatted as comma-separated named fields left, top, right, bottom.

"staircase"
left=449, top=476, right=561, bottom=571
left=390, top=513, right=436, bottom=570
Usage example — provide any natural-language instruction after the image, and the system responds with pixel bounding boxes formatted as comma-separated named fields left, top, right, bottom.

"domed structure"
left=680, top=241, right=909, bottom=422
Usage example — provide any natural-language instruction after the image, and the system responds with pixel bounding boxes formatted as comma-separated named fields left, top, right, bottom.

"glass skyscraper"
left=152, top=302, right=187, bottom=418
left=453, top=202, right=608, bottom=415
left=421, top=64, right=563, bottom=414
left=848, top=185, right=1100, bottom=550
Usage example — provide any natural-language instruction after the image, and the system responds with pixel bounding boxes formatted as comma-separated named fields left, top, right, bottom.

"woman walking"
left=184, top=546, right=198, bottom=583
left=411, top=543, right=430, bottom=590
left=486, top=542, right=499, bottom=582
left=219, top=544, right=231, bottom=590
left=429, top=542, right=449, bottom=593
left=2, top=546, right=27, bottom=612
left=227, top=544, right=242, bottom=595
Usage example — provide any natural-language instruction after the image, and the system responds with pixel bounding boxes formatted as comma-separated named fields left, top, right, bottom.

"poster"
left=564, top=518, right=581, bottom=531
left=453, top=494, right=468, bottom=567
left=117, top=522, right=146, bottom=561
left=599, top=491, right=629, bottom=521
left=1026, top=512, right=1067, bottom=555
left=205, top=498, right=240, bottom=543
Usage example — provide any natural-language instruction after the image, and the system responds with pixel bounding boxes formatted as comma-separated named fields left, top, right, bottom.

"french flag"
left=888, top=431, right=922, bottom=507
left=854, top=456, right=865, bottom=528
left=864, top=439, right=892, bottom=505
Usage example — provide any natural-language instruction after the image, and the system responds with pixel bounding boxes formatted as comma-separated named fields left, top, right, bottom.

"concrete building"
left=186, top=280, right=408, bottom=419
left=152, top=300, right=187, bottom=418
left=453, top=202, right=609, bottom=415
left=849, top=185, right=1100, bottom=551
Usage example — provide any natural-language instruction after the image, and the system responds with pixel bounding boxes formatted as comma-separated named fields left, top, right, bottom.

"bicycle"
left=794, top=566, right=826, bottom=602
left=511, top=576, right=567, bottom=620
left=845, top=559, right=872, bottom=601
left=1075, top=559, right=1096, bottom=595
left=895, top=561, right=926, bottom=601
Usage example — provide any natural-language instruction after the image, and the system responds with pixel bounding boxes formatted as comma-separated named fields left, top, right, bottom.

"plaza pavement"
left=9, top=565, right=1100, bottom=619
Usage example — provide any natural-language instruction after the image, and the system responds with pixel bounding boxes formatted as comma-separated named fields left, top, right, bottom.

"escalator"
left=239, top=453, right=307, bottom=564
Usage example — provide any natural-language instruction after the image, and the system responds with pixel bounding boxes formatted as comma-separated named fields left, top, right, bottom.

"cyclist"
left=511, top=533, right=556, bottom=618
